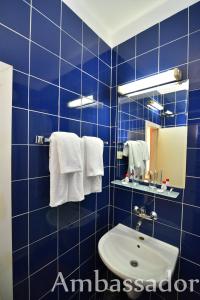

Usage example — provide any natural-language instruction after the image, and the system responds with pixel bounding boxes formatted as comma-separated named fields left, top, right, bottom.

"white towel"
left=49, top=132, right=84, bottom=207
left=54, top=132, right=82, bottom=174
left=123, top=140, right=150, bottom=177
left=123, top=141, right=144, bottom=177
left=138, top=141, right=150, bottom=161
left=123, top=142, right=129, bottom=157
left=123, top=141, right=141, bottom=170
left=82, top=136, right=104, bottom=176
left=82, top=136, right=104, bottom=195
left=137, top=141, right=150, bottom=175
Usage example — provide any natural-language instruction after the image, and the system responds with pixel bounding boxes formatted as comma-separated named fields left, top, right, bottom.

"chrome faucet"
left=133, top=205, right=158, bottom=227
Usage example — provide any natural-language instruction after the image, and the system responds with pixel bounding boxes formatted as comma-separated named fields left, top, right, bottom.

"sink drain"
left=130, top=260, right=138, bottom=267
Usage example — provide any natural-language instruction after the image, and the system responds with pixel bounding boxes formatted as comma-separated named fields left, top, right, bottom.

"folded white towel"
left=49, top=132, right=84, bottom=207
left=82, top=136, right=104, bottom=176
left=82, top=136, right=104, bottom=195
left=53, top=132, right=82, bottom=174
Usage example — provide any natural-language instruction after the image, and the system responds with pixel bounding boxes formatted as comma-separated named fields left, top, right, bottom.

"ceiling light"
left=147, top=99, right=164, bottom=111
left=67, top=95, right=95, bottom=108
left=118, top=68, right=182, bottom=95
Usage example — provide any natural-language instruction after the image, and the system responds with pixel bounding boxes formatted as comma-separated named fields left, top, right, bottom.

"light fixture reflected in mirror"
left=162, top=110, right=175, bottom=117
left=147, top=99, right=164, bottom=111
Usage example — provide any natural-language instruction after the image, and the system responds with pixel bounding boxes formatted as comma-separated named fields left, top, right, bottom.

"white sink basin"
left=98, top=224, right=179, bottom=299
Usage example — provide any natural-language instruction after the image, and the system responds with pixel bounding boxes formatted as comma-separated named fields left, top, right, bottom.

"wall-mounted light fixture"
left=67, top=95, right=95, bottom=108
left=162, top=110, right=175, bottom=117
left=118, top=68, right=182, bottom=95
left=147, top=99, right=164, bottom=111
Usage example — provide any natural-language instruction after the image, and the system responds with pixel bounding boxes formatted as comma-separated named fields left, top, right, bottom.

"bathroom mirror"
left=116, top=79, right=189, bottom=189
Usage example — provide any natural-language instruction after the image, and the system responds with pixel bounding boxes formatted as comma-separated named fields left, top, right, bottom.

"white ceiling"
left=63, top=0, right=199, bottom=48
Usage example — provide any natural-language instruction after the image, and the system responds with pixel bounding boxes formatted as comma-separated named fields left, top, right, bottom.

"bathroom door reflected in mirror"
left=116, top=80, right=189, bottom=189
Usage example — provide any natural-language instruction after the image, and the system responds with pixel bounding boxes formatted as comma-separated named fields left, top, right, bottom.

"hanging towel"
left=137, top=140, right=150, bottom=175
left=55, top=132, right=82, bottom=174
left=123, top=142, right=129, bottom=157
left=123, top=141, right=132, bottom=174
left=82, top=136, right=104, bottom=176
left=49, top=132, right=84, bottom=207
left=138, top=140, right=150, bottom=162
left=123, top=141, right=141, bottom=170
left=123, top=141, right=144, bottom=176
left=82, top=136, right=104, bottom=195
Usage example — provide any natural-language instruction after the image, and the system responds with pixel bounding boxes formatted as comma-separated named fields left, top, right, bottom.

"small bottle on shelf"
left=166, top=178, right=170, bottom=189
left=129, top=171, right=134, bottom=182
left=161, top=180, right=167, bottom=191
left=121, top=172, right=129, bottom=184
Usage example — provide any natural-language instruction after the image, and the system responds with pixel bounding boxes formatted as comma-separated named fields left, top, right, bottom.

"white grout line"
left=12, top=106, right=111, bottom=126
left=11, top=171, right=112, bottom=185
left=27, top=1, right=32, bottom=299
left=1, top=0, right=112, bottom=69
left=13, top=201, right=109, bottom=246
left=13, top=220, right=108, bottom=289
left=115, top=27, right=200, bottom=69
left=9, top=2, right=200, bottom=299
left=56, top=4, right=62, bottom=299
left=181, top=256, right=200, bottom=269
left=38, top=254, right=96, bottom=300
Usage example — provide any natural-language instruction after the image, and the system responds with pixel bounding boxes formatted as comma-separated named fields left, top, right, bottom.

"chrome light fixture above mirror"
left=118, top=68, right=182, bottom=95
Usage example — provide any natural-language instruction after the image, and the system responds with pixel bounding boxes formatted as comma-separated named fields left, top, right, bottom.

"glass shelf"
left=111, top=180, right=179, bottom=199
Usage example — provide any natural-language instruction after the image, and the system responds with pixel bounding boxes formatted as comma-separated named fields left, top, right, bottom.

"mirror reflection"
left=116, top=80, right=189, bottom=189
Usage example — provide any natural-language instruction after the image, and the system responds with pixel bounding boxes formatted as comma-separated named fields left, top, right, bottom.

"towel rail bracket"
left=35, top=136, right=50, bottom=144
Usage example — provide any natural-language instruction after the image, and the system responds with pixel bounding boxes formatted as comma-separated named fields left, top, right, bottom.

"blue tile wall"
left=32, top=9, right=60, bottom=55
left=160, top=9, right=188, bottom=45
left=111, top=2, right=200, bottom=299
left=136, top=49, right=158, bottom=79
left=3, top=0, right=200, bottom=298
left=137, top=24, right=159, bottom=55
left=117, top=37, right=135, bottom=64
left=0, top=1, right=111, bottom=299
left=0, top=25, right=29, bottom=73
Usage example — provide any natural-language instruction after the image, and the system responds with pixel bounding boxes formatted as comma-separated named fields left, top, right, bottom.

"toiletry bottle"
left=130, top=172, right=134, bottom=182
left=124, top=173, right=129, bottom=183
left=161, top=180, right=167, bottom=191
left=166, top=178, right=170, bottom=189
